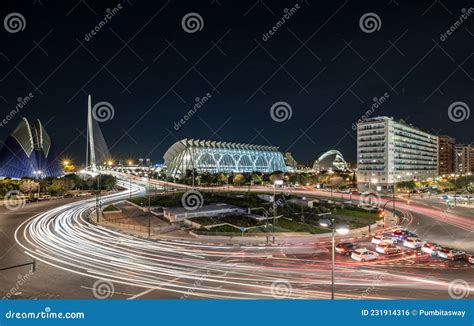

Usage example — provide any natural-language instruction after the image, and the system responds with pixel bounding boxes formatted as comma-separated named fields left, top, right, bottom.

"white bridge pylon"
left=85, top=95, right=111, bottom=172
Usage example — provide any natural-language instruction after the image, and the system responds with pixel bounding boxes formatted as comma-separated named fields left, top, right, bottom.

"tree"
left=64, top=173, right=81, bottom=189
left=251, top=173, right=262, bottom=185
left=396, top=180, right=416, bottom=192
left=199, top=173, right=212, bottom=185
left=19, top=179, right=39, bottom=196
left=47, top=179, right=75, bottom=195
left=233, top=174, right=245, bottom=186
left=218, top=173, right=228, bottom=185
left=288, top=174, right=299, bottom=185
left=97, top=174, right=116, bottom=190
left=269, top=172, right=283, bottom=184
left=329, top=176, right=345, bottom=189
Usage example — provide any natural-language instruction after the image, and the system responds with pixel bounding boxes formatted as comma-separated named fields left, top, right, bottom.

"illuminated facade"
left=0, top=118, right=63, bottom=179
left=357, top=117, right=438, bottom=190
left=313, top=150, right=348, bottom=172
left=164, top=139, right=287, bottom=177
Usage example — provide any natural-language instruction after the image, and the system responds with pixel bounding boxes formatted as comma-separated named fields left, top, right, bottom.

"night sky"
left=1, top=0, right=473, bottom=166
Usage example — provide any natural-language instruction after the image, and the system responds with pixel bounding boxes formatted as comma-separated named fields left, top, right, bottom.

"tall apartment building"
left=438, top=135, right=456, bottom=175
left=455, top=144, right=474, bottom=174
left=357, top=117, right=438, bottom=191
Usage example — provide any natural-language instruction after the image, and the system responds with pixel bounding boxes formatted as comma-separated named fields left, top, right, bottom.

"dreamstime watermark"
left=181, top=13, right=203, bottom=33
left=181, top=269, right=211, bottom=299
left=262, top=188, right=294, bottom=219
left=270, top=280, right=292, bottom=299
left=92, top=101, right=115, bottom=122
left=448, top=279, right=470, bottom=299
left=2, top=270, right=34, bottom=299
left=358, top=192, right=381, bottom=211
left=359, top=12, right=381, bottom=33
left=262, top=4, right=301, bottom=42
left=3, top=190, right=26, bottom=211
left=173, top=92, right=213, bottom=131
left=4, top=12, right=26, bottom=33
left=92, top=279, right=114, bottom=299
left=440, top=8, right=474, bottom=42
left=270, top=101, right=292, bottom=122
left=351, top=92, right=390, bottom=131
left=181, top=190, right=204, bottom=211
left=360, top=273, right=385, bottom=298
left=0, top=92, right=35, bottom=128
left=447, top=101, right=470, bottom=122
left=5, top=307, right=85, bottom=320
left=84, top=4, right=123, bottom=42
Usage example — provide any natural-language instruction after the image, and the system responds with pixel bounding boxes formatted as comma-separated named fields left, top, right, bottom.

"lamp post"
left=451, top=174, right=459, bottom=206
left=96, top=171, right=102, bottom=223
left=129, top=173, right=132, bottom=200
left=319, top=218, right=349, bottom=300
left=147, top=176, right=152, bottom=237
left=33, top=170, right=43, bottom=198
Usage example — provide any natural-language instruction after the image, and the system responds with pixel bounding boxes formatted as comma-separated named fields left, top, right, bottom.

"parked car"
left=403, top=237, right=425, bottom=249
left=371, top=234, right=396, bottom=245
left=351, top=249, right=379, bottom=262
left=376, top=243, right=402, bottom=255
left=335, top=242, right=357, bottom=256
left=465, top=254, right=474, bottom=264
left=421, top=243, right=441, bottom=256
left=438, top=247, right=466, bottom=261
left=392, top=229, right=417, bottom=242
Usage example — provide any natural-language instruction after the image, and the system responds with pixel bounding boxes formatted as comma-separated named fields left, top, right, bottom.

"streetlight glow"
left=335, top=225, right=350, bottom=235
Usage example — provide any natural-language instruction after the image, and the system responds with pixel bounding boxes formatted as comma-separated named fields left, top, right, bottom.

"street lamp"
left=33, top=170, right=43, bottom=198
left=319, top=218, right=349, bottom=300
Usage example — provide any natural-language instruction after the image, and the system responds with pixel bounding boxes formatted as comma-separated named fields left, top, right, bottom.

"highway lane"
left=4, top=179, right=472, bottom=299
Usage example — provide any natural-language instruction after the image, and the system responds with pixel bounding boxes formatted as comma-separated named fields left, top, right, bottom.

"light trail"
left=14, top=179, right=473, bottom=299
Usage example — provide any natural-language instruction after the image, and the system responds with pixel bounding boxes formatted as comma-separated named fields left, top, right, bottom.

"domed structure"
left=0, top=118, right=63, bottom=179
left=313, top=150, right=348, bottom=172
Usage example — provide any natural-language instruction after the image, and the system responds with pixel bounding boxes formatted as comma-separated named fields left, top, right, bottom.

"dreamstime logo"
left=2, top=270, right=34, bottom=299
left=447, top=101, right=470, bottom=122
left=359, top=13, right=381, bottom=33
left=359, top=193, right=381, bottom=210
left=84, top=4, right=123, bottom=42
left=448, top=279, right=470, bottom=299
left=0, top=92, right=35, bottom=128
left=352, top=92, right=390, bottom=131
left=92, top=101, right=115, bottom=122
left=4, top=13, right=26, bottom=33
left=174, top=92, right=213, bottom=131
left=262, top=4, right=301, bottom=42
left=92, top=279, right=114, bottom=299
left=270, top=280, right=292, bottom=299
left=3, top=190, right=26, bottom=211
left=440, top=8, right=474, bottom=42
left=181, top=190, right=204, bottom=211
left=270, top=101, right=292, bottom=122
left=181, top=13, right=203, bottom=33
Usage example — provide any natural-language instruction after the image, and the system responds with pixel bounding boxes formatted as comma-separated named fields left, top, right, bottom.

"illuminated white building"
left=164, top=139, right=287, bottom=177
left=357, top=117, right=438, bottom=191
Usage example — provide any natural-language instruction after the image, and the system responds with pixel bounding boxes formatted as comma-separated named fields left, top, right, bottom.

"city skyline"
left=1, top=0, right=473, bottom=164
left=0, top=1, right=473, bottom=317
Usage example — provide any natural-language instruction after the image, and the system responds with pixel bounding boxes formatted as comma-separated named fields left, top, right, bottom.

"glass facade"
left=164, top=139, right=287, bottom=177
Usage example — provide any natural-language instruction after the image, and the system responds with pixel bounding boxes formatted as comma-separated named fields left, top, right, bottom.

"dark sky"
left=1, top=0, right=473, bottom=166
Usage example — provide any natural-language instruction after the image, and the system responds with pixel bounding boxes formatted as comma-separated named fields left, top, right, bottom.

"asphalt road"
left=1, top=178, right=472, bottom=300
